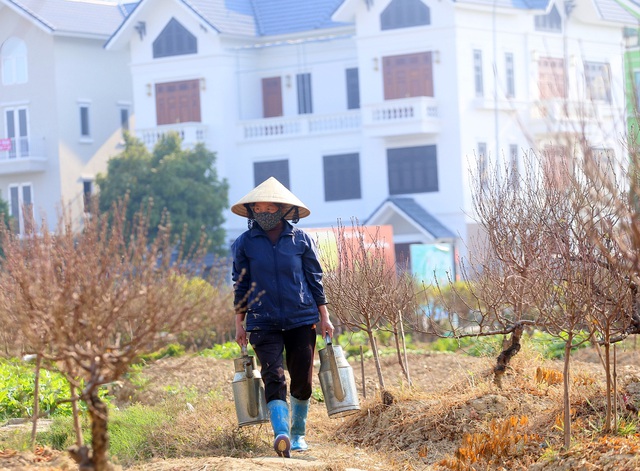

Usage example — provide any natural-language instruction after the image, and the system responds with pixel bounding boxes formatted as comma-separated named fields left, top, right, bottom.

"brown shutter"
left=262, top=77, right=283, bottom=118
left=155, top=79, right=201, bottom=125
left=383, top=52, right=433, bottom=100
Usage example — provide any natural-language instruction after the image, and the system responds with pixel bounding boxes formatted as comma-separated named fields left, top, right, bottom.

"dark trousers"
left=249, top=324, right=317, bottom=403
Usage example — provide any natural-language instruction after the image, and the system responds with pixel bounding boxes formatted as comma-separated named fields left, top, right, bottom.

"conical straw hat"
left=231, top=177, right=311, bottom=219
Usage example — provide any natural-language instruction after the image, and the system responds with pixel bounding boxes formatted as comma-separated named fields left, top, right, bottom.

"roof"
left=5, top=0, right=130, bottom=37
left=367, top=197, right=457, bottom=240
left=601, top=0, right=640, bottom=23
left=107, top=0, right=350, bottom=49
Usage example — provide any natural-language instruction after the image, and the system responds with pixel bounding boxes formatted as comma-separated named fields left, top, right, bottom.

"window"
left=83, top=180, right=93, bottom=213
left=1, top=37, right=28, bottom=85
left=383, top=52, right=433, bottom=99
left=297, top=73, right=313, bottom=115
left=543, top=145, right=571, bottom=190
left=477, top=142, right=488, bottom=189
left=323, top=153, right=361, bottom=201
left=584, top=61, right=612, bottom=103
left=346, top=68, right=360, bottom=110
left=254, top=160, right=290, bottom=188
left=153, top=18, right=197, bottom=58
left=473, top=50, right=483, bottom=97
left=4, top=107, right=29, bottom=159
left=381, top=0, right=430, bottom=30
left=387, top=145, right=438, bottom=195
left=535, top=5, right=562, bottom=32
left=9, top=183, right=33, bottom=235
left=79, top=104, right=91, bottom=138
left=509, top=144, right=519, bottom=190
left=538, top=57, right=565, bottom=99
left=262, top=77, right=283, bottom=118
left=120, top=107, right=130, bottom=132
left=155, top=80, right=201, bottom=125
left=505, top=53, right=515, bottom=98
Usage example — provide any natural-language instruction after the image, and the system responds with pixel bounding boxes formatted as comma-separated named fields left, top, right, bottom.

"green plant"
left=136, top=343, right=185, bottom=364
left=200, top=342, right=247, bottom=359
left=107, top=404, right=172, bottom=465
left=528, top=330, right=591, bottom=359
left=311, top=387, right=324, bottom=403
left=0, top=359, right=109, bottom=420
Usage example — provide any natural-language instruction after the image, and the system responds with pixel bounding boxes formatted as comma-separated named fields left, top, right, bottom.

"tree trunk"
left=399, top=313, right=412, bottom=386
left=493, top=325, right=523, bottom=388
left=70, top=384, right=84, bottom=446
left=86, top=389, right=112, bottom=471
left=30, top=354, right=41, bottom=450
left=562, top=333, right=572, bottom=450
left=392, top=327, right=409, bottom=384
left=366, top=330, right=385, bottom=390
left=604, top=342, right=612, bottom=433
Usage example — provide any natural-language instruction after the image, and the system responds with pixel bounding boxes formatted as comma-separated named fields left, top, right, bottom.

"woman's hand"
left=318, top=304, right=334, bottom=339
left=235, top=313, right=247, bottom=347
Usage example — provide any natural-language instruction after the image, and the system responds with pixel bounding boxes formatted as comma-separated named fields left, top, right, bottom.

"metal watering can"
left=318, top=335, right=360, bottom=418
left=231, top=345, right=269, bottom=427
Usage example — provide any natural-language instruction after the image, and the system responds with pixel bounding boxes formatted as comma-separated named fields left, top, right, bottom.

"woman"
left=231, top=177, right=334, bottom=458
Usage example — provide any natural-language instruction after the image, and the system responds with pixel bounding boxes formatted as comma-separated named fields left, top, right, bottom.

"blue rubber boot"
left=290, top=396, right=309, bottom=452
left=267, top=399, right=291, bottom=458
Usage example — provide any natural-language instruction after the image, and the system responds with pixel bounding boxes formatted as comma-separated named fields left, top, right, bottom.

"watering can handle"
left=242, top=345, right=248, bottom=356
left=325, top=335, right=346, bottom=402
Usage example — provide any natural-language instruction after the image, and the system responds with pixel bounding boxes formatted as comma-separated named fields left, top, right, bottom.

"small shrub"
left=108, top=404, right=173, bottom=466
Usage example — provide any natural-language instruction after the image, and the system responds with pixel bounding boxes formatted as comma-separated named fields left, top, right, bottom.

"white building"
left=0, top=0, right=133, bottom=233
left=3, top=0, right=634, bottom=279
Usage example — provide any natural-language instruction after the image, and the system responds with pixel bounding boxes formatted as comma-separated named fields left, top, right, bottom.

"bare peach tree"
left=0, top=200, right=230, bottom=471
left=321, top=219, right=417, bottom=392
left=427, top=154, right=552, bottom=387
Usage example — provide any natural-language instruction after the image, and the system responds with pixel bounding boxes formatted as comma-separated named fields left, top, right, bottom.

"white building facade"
left=0, top=0, right=132, bottom=233
left=3, top=0, right=628, bottom=276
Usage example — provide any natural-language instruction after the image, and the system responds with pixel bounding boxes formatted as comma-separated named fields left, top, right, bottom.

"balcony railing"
left=528, top=99, right=622, bottom=135
left=137, top=122, right=208, bottom=148
left=0, top=136, right=47, bottom=175
left=362, top=96, right=440, bottom=137
left=239, top=111, right=361, bottom=141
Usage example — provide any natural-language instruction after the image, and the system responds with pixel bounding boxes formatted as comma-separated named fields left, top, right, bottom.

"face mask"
left=254, top=209, right=283, bottom=231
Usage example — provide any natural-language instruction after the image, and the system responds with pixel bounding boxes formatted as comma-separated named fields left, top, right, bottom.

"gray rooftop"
left=371, top=197, right=457, bottom=240
left=7, top=0, right=129, bottom=37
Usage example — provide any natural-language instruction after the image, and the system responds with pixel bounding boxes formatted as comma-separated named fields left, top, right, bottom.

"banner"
left=410, top=243, right=455, bottom=286
left=306, top=225, right=395, bottom=272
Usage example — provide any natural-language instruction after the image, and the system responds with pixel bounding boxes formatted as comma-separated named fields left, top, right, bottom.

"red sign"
left=0, top=139, right=11, bottom=151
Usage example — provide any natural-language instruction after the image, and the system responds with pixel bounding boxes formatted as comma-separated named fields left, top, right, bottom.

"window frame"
left=380, top=0, right=431, bottom=31
left=387, top=145, right=439, bottom=195
left=254, top=160, right=290, bottom=189
left=323, top=153, right=362, bottom=202
left=505, top=52, right=515, bottom=98
left=78, top=101, right=92, bottom=141
left=9, top=182, right=33, bottom=236
left=584, top=61, right=612, bottom=103
left=346, top=68, right=360, bottom=110
left=473, top=49, right=484, bottom=97
left=1, top=37, right=28, bottom=85
left=296, top=73, right=313, bottom=115
left=152, top=18, right=197, bottom=59
left=534, top=5, right=562, bottom=33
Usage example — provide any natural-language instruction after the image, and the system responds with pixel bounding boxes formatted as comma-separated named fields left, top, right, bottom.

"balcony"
left=137, top=122, right=208, bottom=149
left=362, top=96, right=440, bottom=137
left=528, top=99, right=615, bottom=135
left=0, top=137, right=47, bottom=175
left=238, top=111, right=361, bottom=142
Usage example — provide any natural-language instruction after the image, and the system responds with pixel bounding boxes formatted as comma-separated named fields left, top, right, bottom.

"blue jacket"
left=231, top=220, right=327, bottom=331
